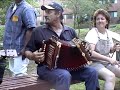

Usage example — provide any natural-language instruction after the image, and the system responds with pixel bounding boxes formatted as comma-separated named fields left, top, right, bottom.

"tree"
left=0, top=0, right=40, bottom=25
left=62, top=0, right=111, bottom=29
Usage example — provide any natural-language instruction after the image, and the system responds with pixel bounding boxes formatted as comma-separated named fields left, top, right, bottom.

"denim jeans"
left=37, top=65, right=99, bottom=90
left=0, top=57, right=6, bottom=84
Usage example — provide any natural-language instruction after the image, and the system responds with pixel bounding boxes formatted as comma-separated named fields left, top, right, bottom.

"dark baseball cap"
left=41, top=2, right=64, bottom=13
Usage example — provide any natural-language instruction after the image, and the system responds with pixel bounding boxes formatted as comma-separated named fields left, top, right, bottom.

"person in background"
left=85, top=9, right=120, bottom=90
left=25, top=2, right=100, bottom=90
left=3, top=0, right=36, bottom=77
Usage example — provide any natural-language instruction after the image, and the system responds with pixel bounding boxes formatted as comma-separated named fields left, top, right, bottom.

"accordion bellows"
left=42, top=36, right=91, bottom=71
left=57, top=44, right=88, bottom=71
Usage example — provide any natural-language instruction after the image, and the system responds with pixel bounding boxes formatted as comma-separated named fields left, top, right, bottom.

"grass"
left=70, top=79, right=120, bottom=90
left=70, top=82, right=85, bottom=90
left=70, top=80, right=105, bottom=90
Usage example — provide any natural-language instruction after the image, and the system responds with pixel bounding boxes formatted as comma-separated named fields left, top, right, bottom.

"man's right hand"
left=32, top=50, right=45, bottom=64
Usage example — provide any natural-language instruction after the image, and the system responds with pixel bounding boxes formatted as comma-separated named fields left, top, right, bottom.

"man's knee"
left=61, top=70, right=71, bottom=80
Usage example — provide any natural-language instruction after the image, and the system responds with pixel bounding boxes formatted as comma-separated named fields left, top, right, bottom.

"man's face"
left=44, top=9, right=59, bottom=24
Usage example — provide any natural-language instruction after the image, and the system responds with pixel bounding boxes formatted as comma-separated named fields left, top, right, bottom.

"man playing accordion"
left=25, top=2, right=100, bottom=90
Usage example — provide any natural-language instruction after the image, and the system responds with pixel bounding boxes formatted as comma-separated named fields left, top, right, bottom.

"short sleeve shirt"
left=85, top=27, right=114, bottom=48
left=3, top=0, right=36, bottom=53
left=26, top=24, right=78, bottom=52
left=26, top=24, right=78, bottom=66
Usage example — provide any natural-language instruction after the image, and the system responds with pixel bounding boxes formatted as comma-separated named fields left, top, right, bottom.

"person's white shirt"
left=85, top=27, right=119, bottom=59
left=85, top=27, right=114, bottom=48
left=12, top=4, right=17, bottom=12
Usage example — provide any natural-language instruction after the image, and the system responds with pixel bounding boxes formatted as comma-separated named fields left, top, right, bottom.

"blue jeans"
left=37, top=65, right=99, bottom=90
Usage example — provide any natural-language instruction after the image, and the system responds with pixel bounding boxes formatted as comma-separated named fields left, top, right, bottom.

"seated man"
left=25, top=2, right=100, bottom=90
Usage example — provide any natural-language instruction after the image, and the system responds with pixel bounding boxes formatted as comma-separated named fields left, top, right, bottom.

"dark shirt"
left=26, top=24, right=78, bottom=66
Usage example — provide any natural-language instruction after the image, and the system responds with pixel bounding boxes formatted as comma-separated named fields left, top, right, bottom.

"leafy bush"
left=0, top=8, right=6, bottom=25
left=0, top=26, right=4, bottom=41
left=114, top=24, right=120, bottom=31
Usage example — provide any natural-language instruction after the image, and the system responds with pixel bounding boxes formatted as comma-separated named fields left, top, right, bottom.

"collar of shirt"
left=12, top=4, right=17, bottom=12
left=42, top=24, right=70, bottom=32
left=11, top=0, right=25, bottom=10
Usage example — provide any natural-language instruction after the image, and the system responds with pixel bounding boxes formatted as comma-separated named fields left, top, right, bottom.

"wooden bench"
left=0, top=74, right=81, bottom=90
left=0, top=75, right=53, bottom=90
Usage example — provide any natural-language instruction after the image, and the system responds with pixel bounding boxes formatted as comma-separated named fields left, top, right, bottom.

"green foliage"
left=0, top=26, right=4, bottom=41
left=0, top=0, right=40, bottom=24
left=0, top=0, right=12, bottom=9
left=75, top=28, right=89, bottom=39
left=0, top=0, right=12, bottom=24
left=0, top=8, right=6, bottom=25
left=110, top=24, right=120, bottom=33
left=114, top=24, right=120, bottom=31
left=62, top=0, right=111, bottom=29
left=26, top=0, right=40, bottom=8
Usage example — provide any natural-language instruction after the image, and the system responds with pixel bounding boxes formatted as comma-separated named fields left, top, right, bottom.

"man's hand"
left=32, top=50, right=45, bottom=64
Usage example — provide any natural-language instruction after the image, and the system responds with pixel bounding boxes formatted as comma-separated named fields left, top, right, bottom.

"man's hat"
left=41, top=2, right=64, bottom=13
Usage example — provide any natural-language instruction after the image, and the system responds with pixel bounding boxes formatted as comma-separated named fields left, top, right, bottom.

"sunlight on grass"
left=70, top=80, right=104, bottom=90
left=70, top=82, right=85, bottom=90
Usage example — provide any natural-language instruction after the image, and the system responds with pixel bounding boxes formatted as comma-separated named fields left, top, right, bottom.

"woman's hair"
left=93, top=9, right=110, bottom=29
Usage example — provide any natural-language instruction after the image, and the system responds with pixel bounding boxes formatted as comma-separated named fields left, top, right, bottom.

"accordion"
left=42, top=36, right=92, bottom=71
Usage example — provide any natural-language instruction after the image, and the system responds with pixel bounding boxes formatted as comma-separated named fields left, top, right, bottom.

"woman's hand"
left=109, top=58, right=120, bottom=66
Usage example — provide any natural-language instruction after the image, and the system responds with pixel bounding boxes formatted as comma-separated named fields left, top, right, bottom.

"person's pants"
left=0, top=57, right=6, bottom=84
left=37, top=65, right=99, bottom=90
left=9, top=55, right=29, bottom=77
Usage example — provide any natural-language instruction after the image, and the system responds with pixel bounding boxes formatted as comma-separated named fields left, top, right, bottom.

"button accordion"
left=42, top=36, right=92, bottom=71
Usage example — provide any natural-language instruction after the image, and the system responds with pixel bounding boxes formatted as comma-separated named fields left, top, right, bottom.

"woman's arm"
left=90, top=43, right=117, bottom=64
